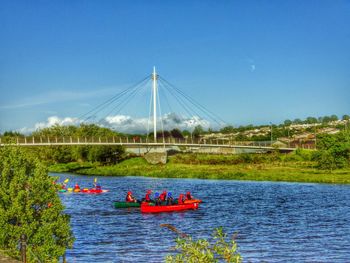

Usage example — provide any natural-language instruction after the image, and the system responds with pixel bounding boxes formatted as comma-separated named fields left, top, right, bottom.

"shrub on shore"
left=165, top=227, right=242, bottom=263
left=0, top=147, right=74, bottom=262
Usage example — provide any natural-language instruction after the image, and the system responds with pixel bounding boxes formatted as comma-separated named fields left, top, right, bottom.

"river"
left=54, top=173, right=350, bottom=262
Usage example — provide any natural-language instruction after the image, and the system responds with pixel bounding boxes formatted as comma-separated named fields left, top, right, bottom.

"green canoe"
left=113, top=201, right=141, bottom=208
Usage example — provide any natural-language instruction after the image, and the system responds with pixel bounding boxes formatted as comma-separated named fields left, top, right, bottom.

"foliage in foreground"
left=314, top=130, right=350, bottom=170
left=0, top=146, right=74, bottom=262
left=165, top=227, right=242, bottom=263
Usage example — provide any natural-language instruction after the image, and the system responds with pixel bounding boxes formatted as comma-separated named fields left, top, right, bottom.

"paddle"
left=62, top=178, right=69, bottom=189
left=93, top=177, right=98, bottom=189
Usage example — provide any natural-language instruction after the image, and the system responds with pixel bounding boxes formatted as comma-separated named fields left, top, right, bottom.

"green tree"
left=305, top=117, right=318, bottom=124
left=34, top=146, right=73, bottom=163
left=182, top=130, right=191, bottom=138
left=330, top=114, right=339, bottom=121
left=70, top=145, right=90, bottom=162
left=170, top=129, right=184, bottom=139
left=293, top=118, right=302, bottom=124
left=321, top=116, right=332, bottom=123
left=193, top=125, right=204, bottom=138
left=283, top=119, right=292, bottom=126
left=0, top=146, right=74, bottom=262
left=87, top=145, right=125, bottom=164
left=220, top=126, right=235, bottom=134
left=3, top=131, right=23, bottom=137
left=315, top=131, right=350, bottom=170
left=342, top=115, right=350, bottom=121
left=165, top=227, right=242, bottom=263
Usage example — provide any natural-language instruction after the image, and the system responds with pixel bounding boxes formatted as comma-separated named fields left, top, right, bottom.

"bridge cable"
left=158, top=78, right=211, bottom=122
left=161, top=79, right=224, bottom=128
left=156, top=81, right=165, bottom=143
left=158, top=81, right=181, bottom=132
left=160, top=76, right=225, bottom=127
left=146, top=80, right=153, bottom=142
left=99, top=78, right=150, bottom=120
left=81, top=77, right=149, bottom=122
left=158, top=80, right=199, bottom=123
left=95, top=77, right=150, bottom=121
left=159, top=76, right=228, bottom=126
left=159, top=78, right=219, bottom=127
left=79, top=75, right=150, bottom=122
left=158, top=80, right=203, bottom=132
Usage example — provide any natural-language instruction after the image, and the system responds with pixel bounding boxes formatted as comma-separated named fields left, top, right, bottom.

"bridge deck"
left=0, top=136, right=314, bottom=152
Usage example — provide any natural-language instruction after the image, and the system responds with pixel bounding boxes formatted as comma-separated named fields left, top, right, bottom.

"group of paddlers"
left=56, top=178, right=102, bottom=192
left=125, top=190, right=193, bottom=205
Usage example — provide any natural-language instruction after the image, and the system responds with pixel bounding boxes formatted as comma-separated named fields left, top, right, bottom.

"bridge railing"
left=0, top=136, right=271, bottom=145
left=0, top=136, right=317, bottom=149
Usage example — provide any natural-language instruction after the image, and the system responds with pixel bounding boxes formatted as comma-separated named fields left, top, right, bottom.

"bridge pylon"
left=152, top=67, right=158, bottom=142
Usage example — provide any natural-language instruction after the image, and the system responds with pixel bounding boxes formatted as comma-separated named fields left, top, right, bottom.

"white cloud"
left=18, top=113, right=213, bottom=134
left=101, top=113, right=211, bottom=133
left=35, top=116, right=81, bottom=130
left=18, top=116, right=81, bottom=134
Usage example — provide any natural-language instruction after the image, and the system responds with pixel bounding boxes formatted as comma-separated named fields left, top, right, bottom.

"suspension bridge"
left=0, top=136, right=299, bottom=154
left=1, top=67, right=301, bottom=153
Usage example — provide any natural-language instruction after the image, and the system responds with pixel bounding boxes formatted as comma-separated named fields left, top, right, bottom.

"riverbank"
left=49, top=154, right=350, bottom=184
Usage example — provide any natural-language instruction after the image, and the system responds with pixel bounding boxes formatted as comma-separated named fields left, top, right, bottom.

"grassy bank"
left=49, top=154, right=350, bottom=184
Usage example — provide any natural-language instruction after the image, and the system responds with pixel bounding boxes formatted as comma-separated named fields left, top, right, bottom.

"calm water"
left=54, top=173, right=350, bottom=262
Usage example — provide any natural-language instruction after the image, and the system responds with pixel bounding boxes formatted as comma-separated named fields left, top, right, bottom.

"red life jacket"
left=160, top=192, right=167, bottom=201
left=186, top=193, right=192, bottom=200
left=178, top=194, right=185, bottom=204
left=126, top=194, right=133, bottom=202
left=145, top=193, right=151, bottom=201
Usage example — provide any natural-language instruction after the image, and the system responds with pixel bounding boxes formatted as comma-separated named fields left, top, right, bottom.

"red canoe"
left=141, top=202, right=199, bottom=213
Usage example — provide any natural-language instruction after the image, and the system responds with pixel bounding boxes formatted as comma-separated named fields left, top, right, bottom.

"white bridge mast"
left=152, top=67, right=158, bottom=142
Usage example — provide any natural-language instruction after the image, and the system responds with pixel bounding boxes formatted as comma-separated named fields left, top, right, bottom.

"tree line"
left=1, top=114, right=349, bottom=141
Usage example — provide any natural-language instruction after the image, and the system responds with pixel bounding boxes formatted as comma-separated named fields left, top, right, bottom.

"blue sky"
left=0, top=0, right=349, bottom=133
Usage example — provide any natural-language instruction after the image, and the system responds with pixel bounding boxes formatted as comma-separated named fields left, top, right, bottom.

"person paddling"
left=154, top=192, right=161, bottom=206
left=144, top=190, right=152, bottom=202
left=186, top=191, right=193, bottom=200
left=125, top=191, right=137, bottom=203
left=166, top=192, right=174, bottom=205
left=92, top=177, right=102, bottom=191
left=159, top=190, right=167, bottom=202
left=61, top=178, right=69, bottom=190
left=74, top=183, right=81, bottom=192
left=178, top=193, right=185, bottom=204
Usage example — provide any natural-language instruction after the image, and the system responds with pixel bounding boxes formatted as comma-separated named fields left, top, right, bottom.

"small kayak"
left=81, top=188, right=109, bottom=194
left=113, top=201, right=140, bottom=208
left=59, top=189, right=67, bottom=193
left=184, top=199, right=202, bottom=204
left=66, top=188, right=81, bottom=192
left=141, top=202, right=199, bottom=213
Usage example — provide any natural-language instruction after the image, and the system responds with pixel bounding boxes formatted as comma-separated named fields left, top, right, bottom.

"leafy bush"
left=0, top=146, right=74, bottom=262
left=165, top=227, right=242, bottom=263
left=315, top=131, right=350, bottom=170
